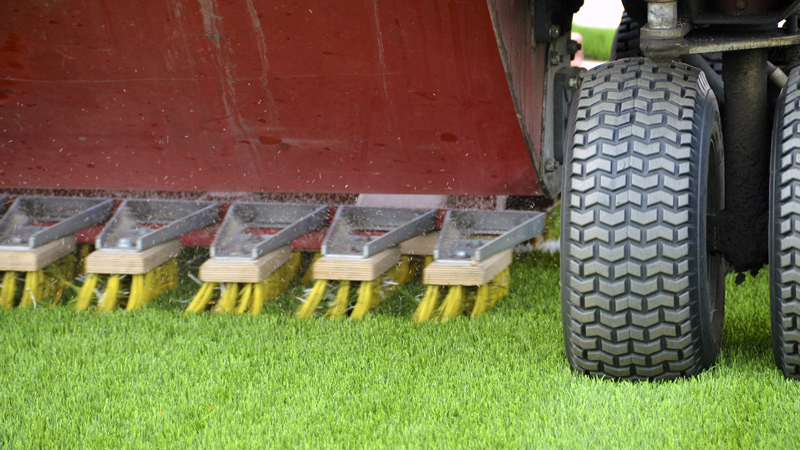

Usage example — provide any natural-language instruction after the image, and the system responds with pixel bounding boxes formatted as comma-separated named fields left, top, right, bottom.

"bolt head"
left=568, top=76, right=579, bottom=89
left=549, top=25, right=561, bottom=40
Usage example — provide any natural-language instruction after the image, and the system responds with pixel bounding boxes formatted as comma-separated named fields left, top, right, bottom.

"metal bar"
left=687, top=33, right=800, bottom=54
left=0, top=197, right=113, bottom=248
left=250, top=206, right=328, bottom=258
left=137, top=205, right=218, bottom=250
left=361, top=210, right=436, bottom=257
left=474, top=213, right=546, bottom=261
left=96, top=199, right=219, bottom=251
left=322, top=207, right=437, bottom=257
left=210, top=204, right=328, bottom=259
left=29, top=200, right=114, bottom=247
left=434, top=210, right=545, bottom=262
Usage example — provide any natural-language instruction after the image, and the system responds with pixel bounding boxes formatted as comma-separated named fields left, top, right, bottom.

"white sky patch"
left=573, top=0, right=625, bottom=29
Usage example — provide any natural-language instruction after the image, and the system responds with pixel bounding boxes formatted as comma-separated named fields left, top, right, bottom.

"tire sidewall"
left=695, top=76, right=726, bottom=362
left=769, top=72, right=790, bottom=373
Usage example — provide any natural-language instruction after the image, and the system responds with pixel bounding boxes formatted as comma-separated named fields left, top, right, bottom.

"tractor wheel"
left=561, top=58, right=726, bottom=380
left=610, top=12, right=641, bottom=60
left=770, top=67, right=800, bottom=379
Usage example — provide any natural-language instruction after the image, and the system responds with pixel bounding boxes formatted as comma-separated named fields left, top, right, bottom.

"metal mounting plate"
left=0, top=196, right=113, bottom=248
left=642, top=24, right=800, bottom=60
left=434, top=210, right=545, bottom=262
left=211, top=203, right=328, bottom=259
left=322, top=207, right=437, bottom=258
left=96, top=199, right=219, bottom=251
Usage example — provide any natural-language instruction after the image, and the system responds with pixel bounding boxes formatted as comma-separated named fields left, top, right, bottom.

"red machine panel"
left=0, top=0, right=541, bottom=195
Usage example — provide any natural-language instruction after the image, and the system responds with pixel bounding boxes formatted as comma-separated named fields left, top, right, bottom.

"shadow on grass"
left=716, top=267, right=774, bottom=374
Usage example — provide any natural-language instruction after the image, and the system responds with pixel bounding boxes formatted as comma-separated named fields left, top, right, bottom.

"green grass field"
left=1, top=248, right=798, bottom=449
left=573, top=25, right=616, bottom=61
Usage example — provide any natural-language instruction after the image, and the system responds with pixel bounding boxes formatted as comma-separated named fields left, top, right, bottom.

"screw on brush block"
left=0, top=197, right=112, bottom=308
left=414, top=210, right=543, bottom=322
left=297, top=206, right=437, bottom=319
left=185, top=203, right=328, bottom=315
left=76, top=199, right=219, bottom=312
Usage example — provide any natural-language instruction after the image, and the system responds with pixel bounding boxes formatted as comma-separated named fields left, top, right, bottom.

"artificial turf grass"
left=572, top=24, right=616, bottom=61
left=1, top=251, right=799, bottom=449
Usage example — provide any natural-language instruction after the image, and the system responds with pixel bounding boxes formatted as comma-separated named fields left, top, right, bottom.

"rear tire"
left=770, top=67, right=800, bottom=379
left=561, top=58, right=726, bottom=380
left=610, top=12, right=642, bottom=60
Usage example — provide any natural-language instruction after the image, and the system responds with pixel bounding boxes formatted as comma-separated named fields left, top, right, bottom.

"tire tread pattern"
left=771, top=68, right=800, bottom=378
left=562, top=58, right=714, bottom=380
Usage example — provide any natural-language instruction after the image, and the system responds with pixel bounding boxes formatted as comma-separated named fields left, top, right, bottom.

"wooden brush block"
left=313, top=248, right=400, bottom=281
left=199, top=245, right=292, bottom=283
left=0, top=236, right=77, bottom=272
left=85, top=240, right=181, bottom=275
left=398, top=232, right=439, bottom=256
left=423, top=249, right=512, bottom=286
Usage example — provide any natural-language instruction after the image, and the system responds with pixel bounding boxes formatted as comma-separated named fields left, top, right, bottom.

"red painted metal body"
left=0, top=0, right=542, bottom=196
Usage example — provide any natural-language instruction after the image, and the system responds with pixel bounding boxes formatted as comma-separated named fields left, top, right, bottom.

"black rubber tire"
left=610, top=12, right=642, bottom=60
left=770, top=67, right=800, bottom=379
left=560, top=58, right=726, bottom=380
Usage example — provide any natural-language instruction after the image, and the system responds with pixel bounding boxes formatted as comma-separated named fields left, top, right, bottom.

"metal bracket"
left=553, top=66, right=583, bottom=164
left=0, top=196, right=113, bottom=248
left=540, top=32, right=581, bottom=196
left=322, top=207, right=437, bottom=257
left=643, top=27, right=800, bottom=60
left=434, top=210, right=546, bottom=262
left=210, top=203, right=328, bottom=259
left=96, top=199, right=219, bottom=251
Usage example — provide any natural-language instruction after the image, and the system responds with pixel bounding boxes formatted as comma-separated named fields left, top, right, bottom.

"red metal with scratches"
left=488, top=0, right=547, bottom=178
left=0, top=0, right=540, bottom=196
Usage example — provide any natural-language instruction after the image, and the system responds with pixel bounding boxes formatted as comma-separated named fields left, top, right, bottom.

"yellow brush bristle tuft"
left=77, top=244, right=92, bottom=274
left=394, top=256, right=415, bottom=285
left=250, top=282, right=268, bottom=316
left=127, top=258, right=180, bottom=311
left=296, top=279, right=327, bottom=319
left=126, top=274, right=147, bottom=311
left=438, top=285, right=464, bottom=321
left=489, top=267, right=510, bottom=307
left=1, top=272, right=18, bottom=310
left=234, top=283, right=254, bottom=314
left=98, top=274, right=121, bottom=312
left=412, top=285, right=441, bottom=324
left=19, top=270, right=45, bottom=308
left=73, top=273, right=100, bottom=311
left=285, top=252, right=303, bottom=281
left=325, top=280, right=351, bottom=319
left=471, top=284, right=491, bottom=317
left=185, top=282, right=217, bottom=314
left=215, top=283, right=239, bottom=313
left=301, top=253, right=322, bottom=285
left=351, top=279, right=381, bottom=319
